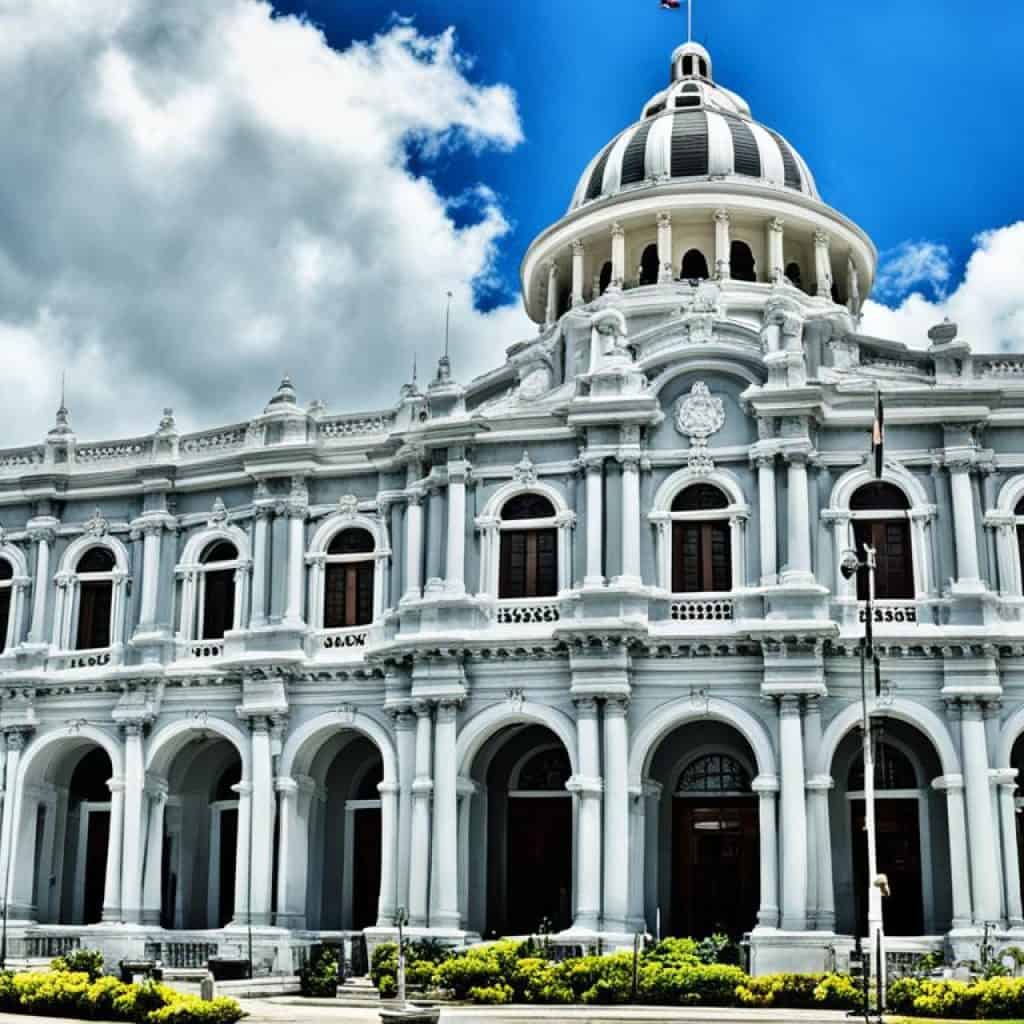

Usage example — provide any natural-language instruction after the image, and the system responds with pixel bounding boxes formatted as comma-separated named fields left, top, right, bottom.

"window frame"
left=175, top=525, right=252, bottom=648
left=52, top=537, right=130, bottom=657
left=322, top=528, right=377, bottom=629
left=0, top=547, right=29, bottom=656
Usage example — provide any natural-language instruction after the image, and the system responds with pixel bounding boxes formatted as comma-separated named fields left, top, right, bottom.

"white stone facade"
left=0, top=40, right=1022, bottom=976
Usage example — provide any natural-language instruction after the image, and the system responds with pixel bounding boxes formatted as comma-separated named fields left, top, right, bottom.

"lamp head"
left=839, top=549, right=861, bottom=581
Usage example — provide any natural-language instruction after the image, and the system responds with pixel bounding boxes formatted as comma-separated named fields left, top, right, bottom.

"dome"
left=568, top=45, right=818, bottom=212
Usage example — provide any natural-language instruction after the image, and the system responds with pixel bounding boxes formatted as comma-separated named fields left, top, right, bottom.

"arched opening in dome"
left=682, top=55, right=694, bottom=76
left=599, top=261, right=612, bottom=295
left=698, top=57, right=708, bottom=77
left=785, top=262, right=803, bottom=289
left=0, top=558, right=12, bottom=654
left=730, top=242, right=756, bottom=282
left=681, top=249, right=709, bottom=281
left=639, top=244, right=660, bottom=286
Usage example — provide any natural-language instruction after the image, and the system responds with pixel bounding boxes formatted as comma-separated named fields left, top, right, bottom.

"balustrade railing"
left=179, top=424, right=248, bottom=458
left=670, top=596, right=735, bottom=622
left=184, top=639, right=225, bottom=660
left=495, top=598, right=562, bottom=625
left=21, top=934, right=81, bottom=959
left=979, top=358, right=1024, bottom=378
left=0, top=445, right=45, bottom=474
left=145, top=941, right=219, bottom=969
left=75, top=438, right=152, bottom=464
left=319, top=626, right=371, bottom=652
left=318, top=411, right=395, bottom=439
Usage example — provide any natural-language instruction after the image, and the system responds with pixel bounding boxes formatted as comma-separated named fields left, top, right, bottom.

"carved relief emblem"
left=337, top=494, right=359, bottom=518
left=208, top=497, right=228, bottom=526
left=518, top=366, right=551, bottom=401
left=512, top=450, right=537, bottom=486
left=674, top=382, right=725, bottom=476
left=83, top=508, right=109, bottom=537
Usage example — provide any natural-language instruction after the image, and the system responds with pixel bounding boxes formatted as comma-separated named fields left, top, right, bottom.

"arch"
left=830, top=464, right=928, bottom=511
left=481, top=479, right=570, bottom=522
left=456, top=702, right=579, bottom=778
left=996, top=704, right=1024, bottom=768
left=17, top=725, right=123, bottom=791
left=996, top=475, right=1024, bottom=515
left=730, top=241, right=756, bottom=282
left=652, top=466, right=748, bottom=514
left=680, top=249, right=709, bottom=281
left=145, top=716, right=251, bottom=780
left=279, top=710, right=397, bottom=784
left=628, top=696, right=776, bottom=789
left=599, top=261, right=612, bottom=295
left=814, top=698, right=959, bottom=779
left=57, top=534, right=130, bottom=576
left=179, top=524, right=250, bottom=568
left=308, top=512, right=387, bottom=558
left=0, top=543, right=29, bottom=579
left=647, top=360, right=763, bottom=397
left=639, top=244, right=660, bottom=286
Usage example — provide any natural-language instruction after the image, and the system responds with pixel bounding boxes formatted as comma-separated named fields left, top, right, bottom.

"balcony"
left=182, top=639, right=225, bottom=661
left=494, top=598, right=562, bottom=626
left=670, top=596, right=735, bottom=622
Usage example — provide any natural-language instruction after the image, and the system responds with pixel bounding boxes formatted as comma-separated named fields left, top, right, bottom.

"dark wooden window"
left=677, top=753, right=751, bottom=794
left=639, top=244, right=660, bottom=285
left=681, top=249, right=709, bottom=280
left=200, top=540, right=238, bottom=641
left=75, top=547, right=115, bottom=650
left=671, top=484, right=731, bottom=593
left=516, top=747, right=571, bottom=791
left=324, top=529, right=375, bottom=628
left=848, top=740, right=916, bottom=790
left=599, top=261, right=612, bottom=295
left=0, top=559, right=11, bottom=654
left=1015, top=497, right=1024, bottom=591
left=499, top=494, right=557, bottom=599
left=850, top=483, right=913, bottom=600
left=730, top=241, right=756, bottom=282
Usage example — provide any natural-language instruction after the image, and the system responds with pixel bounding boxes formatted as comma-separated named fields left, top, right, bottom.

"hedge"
left=889, top=975, right=1024, bottom=1019
left=371, top=938, right=862, bottom=1010
left=0, top=960, right=245, bottom=1023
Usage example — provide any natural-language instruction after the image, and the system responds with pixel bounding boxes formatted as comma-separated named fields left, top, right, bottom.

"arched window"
left=698, top=57, right=708, bottom=77
left=676, top=753, right=751, bottom=794
left=681, top=248, right=709, bottom=281
left=599, top=261, right=612, bottom=295
left=850, top=483, right=913, bottom=600
left=199, top=540, right=238, bottom=641
left=0, top=559, right=11, bottom=654
left=1014, top=495, right=1024, bottom=590
left=514, top=747, right=571, bottom=791
left=848, top=740, right=916, bottom=791
left=639, top=243, right=660, bottom=286
left=324, top=528, right=375, bottom=629
left=785, top=262, right=803, bottom=289
left=75, top=547, right=116, bottom=650
left=682, top=54, right=694, bottom=75
left=499, top=493, right=557, bottom=599
left=671, top=484, right=732, bottom=593
left=730, top=241, right=756, bottom=282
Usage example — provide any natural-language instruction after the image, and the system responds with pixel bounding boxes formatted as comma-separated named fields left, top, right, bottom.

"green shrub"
left=642, top=963, right=746, bottom=1006
left=377, top=974, right=396, bottom=999
left=298, top=946, right=338, bottom=997
left=644, top=937, right=700, bottom=968
left=812, top=972, right=860, bottom=1010
left=511, top=958, right=571, bottom=1004
left=695, top=934, right=738, bottom=966
left=434, top=942, right=522, bottom=1001
left=53, top=948, right=106, bottom=981
left=466, top=982, right=513, bottom=1004
left=974, top=976, right=1024, bottom=1018
left=147, top=994, right=246, bottom=1022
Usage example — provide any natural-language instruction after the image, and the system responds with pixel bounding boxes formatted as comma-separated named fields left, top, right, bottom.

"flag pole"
left=688, top=0, right=693, bottom=42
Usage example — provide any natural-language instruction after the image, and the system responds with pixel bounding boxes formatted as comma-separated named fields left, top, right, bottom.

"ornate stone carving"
left=674, top=382, right=725, bottom=475
left=338, top=494, right=359, bottom=518
left=208, top=497, right=228, bottom=526
left=83, top=508, right=109, bottom=537
left=518, top=365, right=552, bottom=400
left=512, top=450, right=538, bottom=486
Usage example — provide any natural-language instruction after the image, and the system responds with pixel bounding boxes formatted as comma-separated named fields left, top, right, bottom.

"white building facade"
left=0, top=41, right=1022, bottom=975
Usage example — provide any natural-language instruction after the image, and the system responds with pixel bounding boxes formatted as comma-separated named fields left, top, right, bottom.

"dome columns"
left=571, top=240, right=586, bottom=307
left=714, top=208, right=731, bottom=280
left=766, top=217, right=785, bottom=284
left=610, top=222, right=626, bottom=292
left=813, top=230, right=832, bottom=298
left=656, top=212, right=673, bottom=283
left=544, top=262, right=560, bottom=327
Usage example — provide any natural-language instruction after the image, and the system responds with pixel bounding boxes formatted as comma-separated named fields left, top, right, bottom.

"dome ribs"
left=669, top=110, right=709, bottom=179
left=766, top=127, right=803, bottom=191
left=620, top=120, right=654, bottom=187
left=585, top=138, right=617, bottom=202
left=722, top=113, right=761, bottom=179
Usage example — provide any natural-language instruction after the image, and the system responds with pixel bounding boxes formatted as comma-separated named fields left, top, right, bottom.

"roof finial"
left=688, top=0, right=693, bottom=42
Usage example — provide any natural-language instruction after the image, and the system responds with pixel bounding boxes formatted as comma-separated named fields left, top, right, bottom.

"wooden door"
left=352, top=807, right=382, bottom=930
left=506, top=797, right=572, bottom=934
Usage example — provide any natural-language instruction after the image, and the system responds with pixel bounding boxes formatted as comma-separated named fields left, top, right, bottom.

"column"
left=961, top=702, right=1001, bottom=921
left=610, top=222, right=625, bottom=291
left=274, top=777, right=298, bottom=926
left=249, top=508, right=271, bottom=628
left=784, top=452, right=813, bottom=582
left=584, top=456, right=604, bottom=587
left=813, top=229, right=831, bottom=297
left=807, top=775, right=835, bottom=931
left=403, top=495, right=424, bottom=601
left=376, top=779, right=400, bottom=927
left=27, top=527, right=54, bottom=645
left=714, top=209, right=731, bottom=280
left=430, top=701, right=459, bottom=929
left=138, top=526, right=162, bottom=630
left=996, top=770, right=1024, bottom=927
left=628, top=788, right=646, bottom=929
left=141, top=778, right=167, bottom=925
left=752, top=775, right=780, bottom=927
left=602, top=697, right=630, bottom=933
left=284, top=503, right=306, bottom=627
left=778, top=697, right=807, bottom=930
left=446, top=459, right=468, bottom=595
left=545, top=262, right=560, bottom=326
left=617, top=453, right=641, bottom=586
left=766, top=217, right=784, bottom=283
left=394, top=709, right=416, bottom=914
left=249, top=717, right=275, bottom=926
left=847, top=255, right=861, bottom=314
left=571, top=240, right=585, bottom=306
left=232, top=780, right=253, bottom=925
left=657, top=212, right=673, bottom=283
left=102, top=778, right=125, bottom=922
left=407, top=703, right=433, bottom=927
left=570, top=698, right=602, bottom=931
left=456, top=779, right=476, bottom=925
left=120, top=722, right=146, bottom=923
left=933, top=774, right=973, bottom=928
left=0, top=731, right=26, bottom=911
left=755, top=454, right=777, bottom=585
left=949, top=462, right=982, bottom=586
left=425, top=487, right=444, bottom=590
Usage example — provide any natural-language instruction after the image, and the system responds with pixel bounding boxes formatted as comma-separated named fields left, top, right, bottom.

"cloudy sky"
left=1, top=1, right=1022, bottom=446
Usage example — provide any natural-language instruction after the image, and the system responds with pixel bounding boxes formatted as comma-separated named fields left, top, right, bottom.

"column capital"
left=990, top=767, right=1018, bottom=788
left=388, top=706, right=416, bottom=730
left=565, top=774, right=603, bottom=796
left=778, top=694, right=803, bottom=716
left=767, top=216, right=784, bottom=234
left=604, top=695, right=630, bottom=717
left=805, top=774, right=834, bottom=791
left=573, top=696, right=600, bottom=718
left=275, top=776, right=299, bottom=796
left=436, top=700, right=461, bottom=723
left=932, top=773, right=965, bottom=792
left=713, top=208, right=730, bottom=225
left=231, top=780, right=254, bottom=797
left=657, top=210, right=672, bottom=228
left=813, top=228, right=830, bottom=247
left=4, top=728, right=32, bottom=752
left=144, top=774, right=169, bottom=800
left=580, top=452, right=606, bottom=472
left=377, top=780, right=401, bottom=796
left=413, top=700, right=433, bottom=719
left=107, top=777, right=126, bottom=795
left=571, top=238, right=585, bottom=255
left=751, top=773, right=780, bottom=793
left=610, top=221, right=624, bottom=240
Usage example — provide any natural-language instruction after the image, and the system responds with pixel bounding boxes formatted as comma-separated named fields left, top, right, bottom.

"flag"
left=660, top=0, right=681, bottom=8
left=872, top=389, right=884, bottom=479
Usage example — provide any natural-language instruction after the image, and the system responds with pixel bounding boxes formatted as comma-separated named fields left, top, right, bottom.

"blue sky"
left=276, top=0, right=1024, bottom=309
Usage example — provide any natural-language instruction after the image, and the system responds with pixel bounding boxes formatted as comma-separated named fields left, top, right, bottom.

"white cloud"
left=874, top=240, right=952, bottom=301
left=0, top=1, right=532, bottom=446
left=861, top=222, right=1024, bottom=353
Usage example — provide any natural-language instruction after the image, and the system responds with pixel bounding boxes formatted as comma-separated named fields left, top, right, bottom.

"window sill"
left=669, top=594, right=735, bottom=622
left=492, top=597, right=562, bottom=626
left=49, top=647, right=119, bottom=671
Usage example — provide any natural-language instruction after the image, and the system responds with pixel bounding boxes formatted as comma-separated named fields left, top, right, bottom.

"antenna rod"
left=688, top=0, right=692, bottom=42
left=444, top=290, right=453, bottom=359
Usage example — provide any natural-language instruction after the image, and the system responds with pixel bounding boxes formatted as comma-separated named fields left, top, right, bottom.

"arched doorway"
left=639, top=244, right=660, bottom=286
left=11, top=739, right=114, bottom=925
left=829, top=719, right=949, bottom=936
left=464, top=724, right=573, bottom=937
left=645, top=721, right=760, bottom=939
left=306, top=734, right=383, bottom=931
left=159, top=736, right=244, bottom=929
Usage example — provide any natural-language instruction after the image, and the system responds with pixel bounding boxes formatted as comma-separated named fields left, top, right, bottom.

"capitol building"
left=1, top=38, right=1023, bottom=977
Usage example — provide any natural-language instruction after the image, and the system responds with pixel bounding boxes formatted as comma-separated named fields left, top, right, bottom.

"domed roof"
left=568, top=43, right=818, bottom=212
